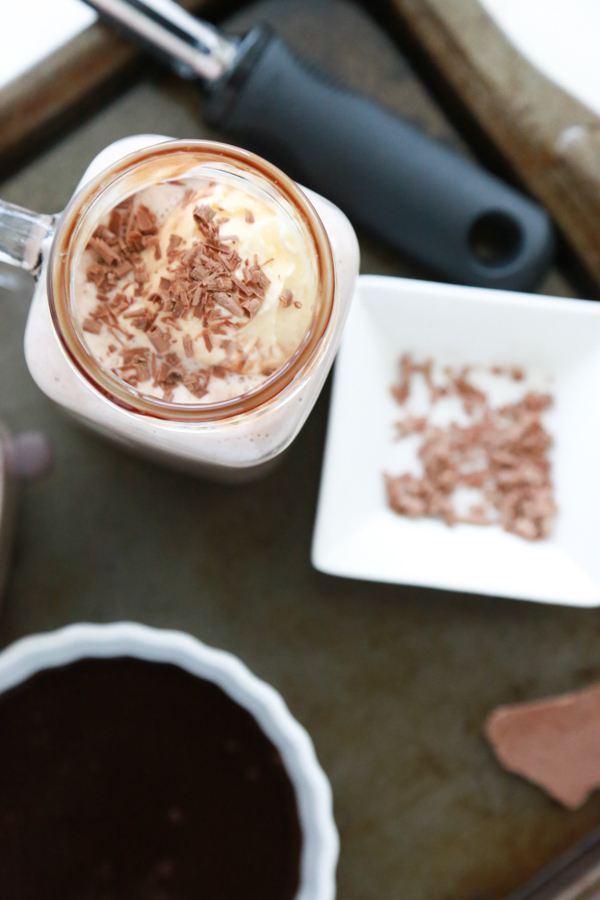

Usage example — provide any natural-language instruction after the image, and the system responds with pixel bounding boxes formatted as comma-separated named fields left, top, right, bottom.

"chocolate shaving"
left=193, top=204, right=216, bottom=227
left=126, top=231, right=144, bottom=253
left=133, top=261, right=149, bottom=285
left=148, top=327, right=171, bottom=354
left=385, top=355, right=557, bottom=541
left=213, top=292, right=245, bottom=318
left=83, top=185, right=275, bottom=402
left=114, top=261, right=132, bottom=279
left=184, top=369, right=211, bottom=399
left=167, top=234, right=184, bottom=262
left=279, top=289, right=293, bottom=308
left=241, top=298, right=261, bottom=318
left=394, top=416, right=427, bottom=438
left=89, top=237, right=120, bottom=266
left=136, top=204, right=158, bottom=235
left=82, top=317, right=102, bottom=335
left=486, top=682, right=600, bottom=809
left=108, top=209, right=123, bottom=236
left=109, top=293, right=130, bottom=316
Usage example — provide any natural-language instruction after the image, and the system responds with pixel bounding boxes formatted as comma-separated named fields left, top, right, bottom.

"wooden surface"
left=0, top=0, right=241, bottom=175
left=387, top=0, right=600, bottom=290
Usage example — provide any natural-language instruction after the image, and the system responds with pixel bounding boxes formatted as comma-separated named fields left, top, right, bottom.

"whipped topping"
left=73, top=175, right=317, bottom=404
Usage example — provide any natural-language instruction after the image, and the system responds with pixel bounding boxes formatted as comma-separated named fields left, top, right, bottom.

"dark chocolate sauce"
left=0, top=657, right=302, bottom=900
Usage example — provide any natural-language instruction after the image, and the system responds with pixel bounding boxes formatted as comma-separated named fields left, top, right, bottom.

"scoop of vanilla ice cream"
left=73, top=173, right=318, bottom=404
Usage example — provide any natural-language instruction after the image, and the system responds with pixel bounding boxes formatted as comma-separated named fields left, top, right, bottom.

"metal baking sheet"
left=0, top=2, right=596, bottom=898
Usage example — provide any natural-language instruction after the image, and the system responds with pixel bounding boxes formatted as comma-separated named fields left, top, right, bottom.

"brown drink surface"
left=0, top=657, right=302, bottom=900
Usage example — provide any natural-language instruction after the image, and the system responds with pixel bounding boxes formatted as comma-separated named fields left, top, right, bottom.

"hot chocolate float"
left=22, top=136, right=359, bottom=480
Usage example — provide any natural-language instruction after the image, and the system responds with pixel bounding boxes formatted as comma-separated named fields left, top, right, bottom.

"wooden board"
left=386, top=0, right=600, bottom=288
left=0, top=0, right=242, bottom=176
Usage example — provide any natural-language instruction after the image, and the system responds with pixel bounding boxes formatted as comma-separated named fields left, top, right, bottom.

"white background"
left=0, top=1, right=96, bottom=90
left=481, top=0, right=600, bottom=117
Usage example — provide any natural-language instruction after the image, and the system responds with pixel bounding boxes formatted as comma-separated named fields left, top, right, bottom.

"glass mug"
left=0, top=135, right=359, bottom=481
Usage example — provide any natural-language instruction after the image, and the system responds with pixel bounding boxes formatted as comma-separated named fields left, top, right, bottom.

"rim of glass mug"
left=46, top=140, right=336, bottom=423
left=0, top=621, right=339, bottom=900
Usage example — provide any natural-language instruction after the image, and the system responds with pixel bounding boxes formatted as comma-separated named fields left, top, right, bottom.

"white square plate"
left=312, top=275, right=600, bottom=606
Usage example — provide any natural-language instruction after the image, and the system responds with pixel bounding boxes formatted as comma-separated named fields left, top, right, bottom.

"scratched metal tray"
left=0, top=2, right=597, bottom=899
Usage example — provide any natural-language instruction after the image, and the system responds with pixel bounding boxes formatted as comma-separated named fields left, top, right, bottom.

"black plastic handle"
left=206, top=27, right=554, bottom=291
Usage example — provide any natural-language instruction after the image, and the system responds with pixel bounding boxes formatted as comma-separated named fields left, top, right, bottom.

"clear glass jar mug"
left=0, top=135, right=359, bottom=481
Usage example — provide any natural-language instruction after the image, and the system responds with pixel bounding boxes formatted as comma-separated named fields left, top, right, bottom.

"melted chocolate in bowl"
left=0, top=657, right=302, bottom=900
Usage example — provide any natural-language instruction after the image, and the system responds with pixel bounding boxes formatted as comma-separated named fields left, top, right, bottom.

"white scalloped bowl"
left=0, top=622, right=338, bottom=900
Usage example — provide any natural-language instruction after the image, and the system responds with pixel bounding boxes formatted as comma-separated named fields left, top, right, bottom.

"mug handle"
left=0, top=135, right=166, bottom=285
left=0, top=201, right=57, bottom=279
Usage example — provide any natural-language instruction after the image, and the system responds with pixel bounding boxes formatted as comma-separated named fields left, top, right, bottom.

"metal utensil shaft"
left=82, top=0, right=237, bottom=81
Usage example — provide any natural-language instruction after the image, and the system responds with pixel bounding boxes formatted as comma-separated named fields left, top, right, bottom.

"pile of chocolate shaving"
left=384, top=355, right=558, bottom=541
left=83, top=192, right=278, bottom=401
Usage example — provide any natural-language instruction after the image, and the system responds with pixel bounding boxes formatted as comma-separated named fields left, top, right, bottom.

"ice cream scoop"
left=81, top=0, right=554, bottom=292
left=75, top=173, right=319, bottom=404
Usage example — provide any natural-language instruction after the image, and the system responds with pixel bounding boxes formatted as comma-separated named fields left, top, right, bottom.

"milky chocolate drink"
left=74, top=175, right=318, bottom=404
